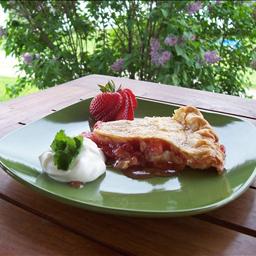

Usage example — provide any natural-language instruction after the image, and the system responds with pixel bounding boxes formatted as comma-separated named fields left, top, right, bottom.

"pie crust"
left=90, top=106, right=225, bottom=174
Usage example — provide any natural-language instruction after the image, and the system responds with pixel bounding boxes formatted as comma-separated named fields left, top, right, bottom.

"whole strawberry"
left=89, top=80, right=137, bottom=123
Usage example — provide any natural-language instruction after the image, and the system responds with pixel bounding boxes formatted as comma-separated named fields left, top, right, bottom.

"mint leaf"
left=50, top=130, right=83, bottom=171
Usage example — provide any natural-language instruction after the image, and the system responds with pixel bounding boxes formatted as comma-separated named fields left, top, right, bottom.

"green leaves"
left=1, top=0, right=256, bottom=98
left=50, top=130, right=83, bottom=171
left=98, top=80, right=117, bottom=92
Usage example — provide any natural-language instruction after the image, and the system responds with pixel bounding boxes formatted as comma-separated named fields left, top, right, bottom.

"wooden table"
left=0, top=74, right=256, bottom=255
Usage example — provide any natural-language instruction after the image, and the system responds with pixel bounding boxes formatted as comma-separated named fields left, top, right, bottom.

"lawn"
left=0, top=76, right=38, bottom=102
left=248, top=70, right=256, bottom=88
left=0, top=76, right=16, bottom=101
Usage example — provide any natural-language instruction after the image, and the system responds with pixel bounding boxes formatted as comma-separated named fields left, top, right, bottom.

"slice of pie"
left=89, top=106, right=225, bottom=174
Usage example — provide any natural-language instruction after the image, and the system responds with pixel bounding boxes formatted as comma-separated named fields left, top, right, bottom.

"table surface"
left=0, top=74, right=256, bottom=255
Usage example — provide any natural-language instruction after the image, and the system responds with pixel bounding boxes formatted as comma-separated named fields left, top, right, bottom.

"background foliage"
left=1, top=0, right=256, bottom=97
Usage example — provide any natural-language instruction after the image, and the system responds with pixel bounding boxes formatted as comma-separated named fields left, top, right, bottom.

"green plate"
left=0, top=98, right=256, bottom=217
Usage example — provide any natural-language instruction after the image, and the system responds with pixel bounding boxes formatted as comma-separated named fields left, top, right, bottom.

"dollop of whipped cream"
left=39, top=138, right=106, bottom=183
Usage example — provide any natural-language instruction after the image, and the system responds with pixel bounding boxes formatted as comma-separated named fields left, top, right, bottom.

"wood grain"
left=1, top=74, right=256, bottom=133
left=0, top=170, right=255, bottom=256
left=199, top=189, right=256, bottom=236
left=76, top=75, right=256, bottom=119
left=1, top=75, right=255, bottom=188
left=1, top=74, right=256, bottom=255
left=0, top=197, right=120, bottom=256
left=251, top=182, right=256, bottom=189
left=0, top=83, right=96, bottom=137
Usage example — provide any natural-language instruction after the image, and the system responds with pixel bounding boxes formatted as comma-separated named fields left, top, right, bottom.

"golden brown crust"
left=93, top=106, right=225, bottom=173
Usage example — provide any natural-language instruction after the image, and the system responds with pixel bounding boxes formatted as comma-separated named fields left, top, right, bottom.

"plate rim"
left=0, top=97, right=256, bottom=217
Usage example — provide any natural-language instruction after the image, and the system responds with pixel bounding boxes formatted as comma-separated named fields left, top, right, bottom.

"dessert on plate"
left=39, top=81, right=137, bottom=187
left=40, top=81, right=226, bottom=186
left=89, top=105, right=226, bottom=177
left=39, top=130, right=106, bottom=188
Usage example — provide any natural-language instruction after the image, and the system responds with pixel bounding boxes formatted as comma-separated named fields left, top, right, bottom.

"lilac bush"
left=204, top=51, right=221, bottom=64
left=111, top=58, right=125, bottom=72
left=164, top=36, right=179, bottom=46
left=0, top=0, right=255, bottom=97
left=22, top=52, right=33, bottom=65
left=150, top=38, right=171, bottom=66
left=187, top=1, right=202, bottom=15
left=158, top=51, right=172, bottom=66
left=150, top=38, right=161, bottom=65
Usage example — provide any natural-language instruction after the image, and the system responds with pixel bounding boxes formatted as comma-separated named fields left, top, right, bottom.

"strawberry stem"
left=98, top=80, right=118, bottom=93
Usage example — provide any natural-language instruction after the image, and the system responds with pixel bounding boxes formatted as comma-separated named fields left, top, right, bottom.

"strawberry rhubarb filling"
left=88, top=132, right=187, bottom=178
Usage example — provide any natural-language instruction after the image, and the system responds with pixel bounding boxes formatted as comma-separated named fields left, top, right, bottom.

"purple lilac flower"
left=150, top=38, right=160, bottom=52
left=164, top=35, right=178, bottom=46
left=111, top=58, right=124, bottom=72
left=0, top=26, right=6, bottom=37
left=150, top=38, right=172, bottom=66
left=204, top=51, right=221, bottom=64
left=250, top=59, right=256, bottom=70
left=150, top=38, right=161, bottom=65
left=23, top=52, right=33, bottom=64
left=158, top=51, right=172, bottom=66
left=187, top=1, right=202, bottom=15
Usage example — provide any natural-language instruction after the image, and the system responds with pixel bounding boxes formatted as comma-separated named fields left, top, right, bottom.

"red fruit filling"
left=220, top=144, right=226, bottom=154
left=90, top=134, right=187, bottom=173
left=69, top=181, right=84, bottom=188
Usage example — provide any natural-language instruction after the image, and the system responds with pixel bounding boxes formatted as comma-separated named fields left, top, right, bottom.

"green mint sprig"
left=50, top=130, right=83, bottom=171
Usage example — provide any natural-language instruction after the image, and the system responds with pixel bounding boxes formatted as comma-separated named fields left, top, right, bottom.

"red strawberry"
left=115, top=88, right=137, bottom=120
left=89, top=80, right=137, bottom=122
left=123, top=88, right=137, bottom=109
left=115, top=90, right=130, bottom=120
left=125, top=90, right=135, bottom=120
left=89, top=92, right=122, bottom=121
left=89, top=81, right=123, bottom=122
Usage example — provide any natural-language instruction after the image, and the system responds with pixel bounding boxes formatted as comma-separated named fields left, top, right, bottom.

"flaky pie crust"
left=93, top=106, right=225, bottom=173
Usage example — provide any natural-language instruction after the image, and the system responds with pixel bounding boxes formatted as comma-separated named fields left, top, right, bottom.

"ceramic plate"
left=0, top=98, right=256, bottom=216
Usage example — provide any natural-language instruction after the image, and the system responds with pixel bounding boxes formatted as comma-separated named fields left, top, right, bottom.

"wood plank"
left=0, top=77, right=255, bottom=140
left=0, top=81, right=96, bottom=133
left=0, top=74, right=256, bottom=253
left=0, top=197, right=121, bottom=256
left=0, top=170, right=255, bottom=256
left=1, top=81, right=256, bottom=191
left=78, top=75, right=256, bottom=119
left=1, top=75, right=256, bottom=131
left=0, top=74, right=255, bottom=197
left=198, top=188, right=256, bottom=236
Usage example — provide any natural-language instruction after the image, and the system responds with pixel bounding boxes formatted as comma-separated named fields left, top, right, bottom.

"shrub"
left=1, top=0, right=256, bottom=96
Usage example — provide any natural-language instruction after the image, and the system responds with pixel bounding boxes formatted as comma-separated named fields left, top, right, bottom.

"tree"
left=1, top=0, right=256, bottom=97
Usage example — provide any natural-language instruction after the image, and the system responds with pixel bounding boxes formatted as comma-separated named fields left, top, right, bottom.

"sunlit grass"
left=247, top=70, right=256, bottom=88
left=0, top=76, right=38, bottom=102
left=0, top=76, right=16, bottom=101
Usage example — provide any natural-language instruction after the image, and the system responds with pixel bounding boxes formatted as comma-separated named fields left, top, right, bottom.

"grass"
left=0, top=76, right=38, bottom=102
left=247, top=70, right=256, bottom=88
left=0, top=76, right=16, bottom=101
